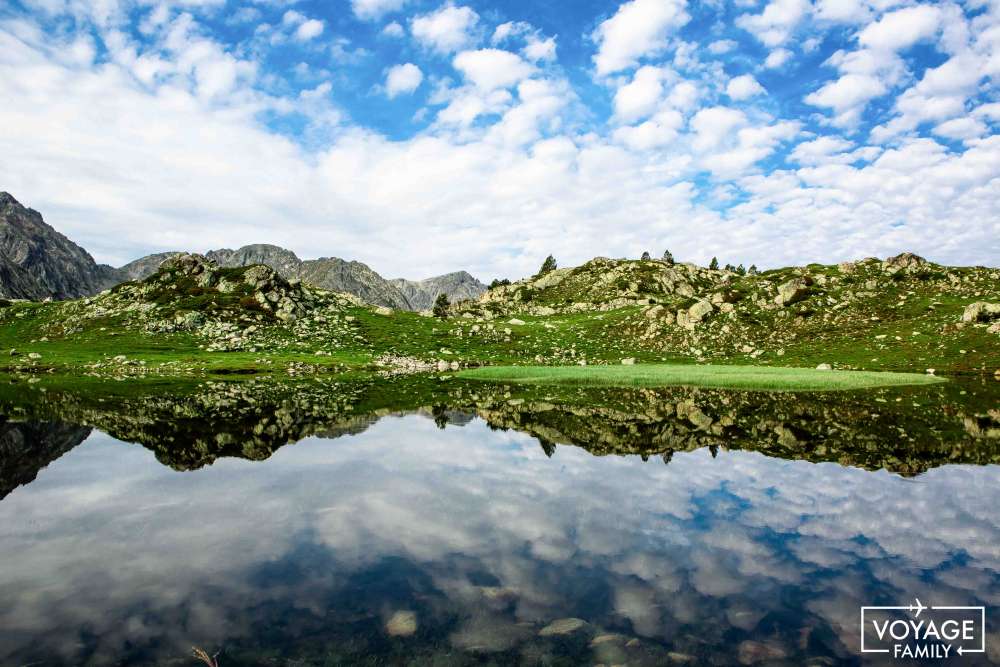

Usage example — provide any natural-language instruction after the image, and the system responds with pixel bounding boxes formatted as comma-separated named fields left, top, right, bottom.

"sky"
left=0, top=0, right=998, bottom=280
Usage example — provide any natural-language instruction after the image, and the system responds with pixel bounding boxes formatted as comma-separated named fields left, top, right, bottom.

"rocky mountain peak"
left=0, top=192, right=120, bottom=299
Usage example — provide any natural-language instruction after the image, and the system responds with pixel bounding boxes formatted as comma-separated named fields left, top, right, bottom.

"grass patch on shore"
left=457, top=363, right=946, bottom=392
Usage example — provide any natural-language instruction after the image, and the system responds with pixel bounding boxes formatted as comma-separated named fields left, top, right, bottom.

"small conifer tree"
left=534, top=254, right=557, bottom=278
left=709, top=257, right=719, bottom=270
left=433, top=293, right=450, bottom=319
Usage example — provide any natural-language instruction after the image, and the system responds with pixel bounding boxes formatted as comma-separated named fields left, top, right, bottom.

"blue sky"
left=0, top=0, right=998, bottom=279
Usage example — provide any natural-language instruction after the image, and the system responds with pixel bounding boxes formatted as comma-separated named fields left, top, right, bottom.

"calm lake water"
left=1, top=377, right=999, bottom=665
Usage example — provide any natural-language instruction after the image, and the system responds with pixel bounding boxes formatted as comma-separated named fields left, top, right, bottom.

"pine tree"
left=433, top=293, right=450, bottom=319
left=641, top=251, right=651, bottom=261
left=748, top=264, right=759, bottom=276
left=736, top=263, right=746, bottom=275
left=534, top=254, right=557, bottom=278
left=709, top=257, right=719, bottom=271
left=662, top=250, right=674, bottom=265
left=724, top=263, right=735, bottom=272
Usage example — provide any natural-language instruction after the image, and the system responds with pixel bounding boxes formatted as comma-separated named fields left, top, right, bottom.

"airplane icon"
left=908, top=598, right=927, bottom=617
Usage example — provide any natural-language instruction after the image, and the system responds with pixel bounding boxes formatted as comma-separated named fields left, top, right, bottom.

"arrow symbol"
left=909, top=598, right=926, bottom=617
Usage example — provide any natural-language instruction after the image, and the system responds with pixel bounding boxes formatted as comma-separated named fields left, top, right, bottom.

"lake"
left=1, top=376, right=998, bottom=665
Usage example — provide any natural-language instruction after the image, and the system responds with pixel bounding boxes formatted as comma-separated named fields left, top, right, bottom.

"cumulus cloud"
left=0, top=0, right=997, bottom=277
left=736, top=0, right=809, bottom=47
left=764, top=48, right=792, bottom=68
left=380, top=21, right=405, bottom=38
left=384, top=62, right=423, bottom=97
left=351, top=0, right=409, bottom=21
left=410, top=3, right=479, bottom=55
left=452, top=48, right=534, bottom=91
left=591, top=0, right=690, bottom=76
left=857, top=4, right=941, bottom=52
left=281, top=10, right=325, bottom=42
left=613, top=65, right=670, bottom=123
left=726, top=74, right=765, bottom=101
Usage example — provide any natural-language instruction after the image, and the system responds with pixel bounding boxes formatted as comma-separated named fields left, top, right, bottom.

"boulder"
left=688, top=299, right=714, bottom=323
left=962, top=302, right=1000, bottom=323
left=621, top=357, right=636, bottom=365
left=816, top=363, right=832, bottom=370
left=775, top=278, right=811, bottom=306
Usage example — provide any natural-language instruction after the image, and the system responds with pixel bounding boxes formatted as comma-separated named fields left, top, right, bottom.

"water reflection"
left=0, top=377, right=998, bottom=665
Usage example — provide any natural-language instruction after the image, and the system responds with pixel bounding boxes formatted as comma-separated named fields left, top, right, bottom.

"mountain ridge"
left=0, top=193, right=486, bottom=310
left=0, top=192, right=120, bottom=299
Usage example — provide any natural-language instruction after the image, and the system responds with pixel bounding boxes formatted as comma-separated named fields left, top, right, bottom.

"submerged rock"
left=385, top=610, right=417, bottom=637
left=538, top=617, right=588, bottom=636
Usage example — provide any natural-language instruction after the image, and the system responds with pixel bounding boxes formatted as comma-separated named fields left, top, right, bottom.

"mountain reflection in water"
left=0, top=377, right=998, bottom=665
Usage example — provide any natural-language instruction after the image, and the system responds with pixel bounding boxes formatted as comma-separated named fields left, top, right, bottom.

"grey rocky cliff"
left=390, top=271, right=487, bottom=310
left=0, top=192, right=121, bottom=299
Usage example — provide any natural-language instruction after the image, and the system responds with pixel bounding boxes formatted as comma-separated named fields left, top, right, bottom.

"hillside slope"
left=0, top=193, right=120, bottom=299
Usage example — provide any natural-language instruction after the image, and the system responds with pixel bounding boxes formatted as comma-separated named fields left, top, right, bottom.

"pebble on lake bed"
left=385, top=610, right=417, bottom=637
left=538, top=617, right=588, bottom=636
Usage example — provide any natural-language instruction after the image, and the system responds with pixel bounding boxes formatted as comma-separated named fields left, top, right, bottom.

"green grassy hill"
left=0, top=251, right=997, bottom=383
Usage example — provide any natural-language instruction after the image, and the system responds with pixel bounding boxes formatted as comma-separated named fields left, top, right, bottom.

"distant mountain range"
left=0, top=192, right=485, bottom=310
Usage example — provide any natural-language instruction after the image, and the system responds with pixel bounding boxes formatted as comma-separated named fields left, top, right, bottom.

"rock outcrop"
left=0, top=192, right=121, bottom=299
left=962, top=301, right=1000, bottom=323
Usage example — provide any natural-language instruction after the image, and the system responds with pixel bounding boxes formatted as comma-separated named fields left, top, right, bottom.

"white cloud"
left=279, top=10, right=325, bottom=42
left=613, top=65, right=669, bottom=123
left=381, top=21, right=405, bottom=38
left=0, top=0, right=997, bottom=279
left=613, top=110, right=684, bottom=150
left=384, top=62, right=423, bottom=98
left=708, top=39, right=737, bottom=55
left=691, top=106, right=747, bottom=152
left=789, top=136, right=855, bottom=165
left=591, top=0, right=690, bottom=76
left=764, top=48, right=792, bottom=68
left=294, top=19, right=324, bottom=41
left=933, top=116, right=987, bottom=141
left=491, top=21, right=529, bottom=44
left=351, top=0, right=408, bottom=21
left=411, top=4, right=479, bottom=55
left=523, top=34, right=557, bottom=62
left=814, top=0, right=871, bottom=24
left=857, top=5, right=941, bottom=53
left=452, top=49, right=534, bottom=91
left=726, top=74, right=765, bottom=101
left=736, top=0, right=809, bottom=47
